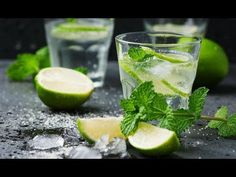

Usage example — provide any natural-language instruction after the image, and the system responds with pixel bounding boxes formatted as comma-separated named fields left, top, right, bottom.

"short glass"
left=143, top=18, right=208, bottom=37
left=45, top=18, right=114, bottom=87
left=115, top=32, right=201, bottom=109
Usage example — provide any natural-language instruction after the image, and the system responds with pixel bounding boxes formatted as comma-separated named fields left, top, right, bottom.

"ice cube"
left=28, top=134, right=64, bottom=150
left=65, top=146, right=102, bottom=159
left=94, top=135, right=128, bottom=158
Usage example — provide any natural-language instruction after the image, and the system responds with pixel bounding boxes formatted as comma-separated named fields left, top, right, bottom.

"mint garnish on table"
left=120, top=81, right=236, bottom=138
left=6, top=46, right=50, bottom=81
left=6, top=46, right=88, bottom=81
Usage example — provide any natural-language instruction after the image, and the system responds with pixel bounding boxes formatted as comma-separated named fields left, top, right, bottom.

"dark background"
left=0, top=18, right=235, bottom=63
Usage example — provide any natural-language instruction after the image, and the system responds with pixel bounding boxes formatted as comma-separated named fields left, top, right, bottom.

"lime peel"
left=128, top=122, right=180, bottom=156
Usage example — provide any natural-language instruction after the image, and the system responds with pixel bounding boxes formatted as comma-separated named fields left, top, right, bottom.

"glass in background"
left=143, top=18, right=208, bottom=37
left=45, top=18, right=114, bottom=87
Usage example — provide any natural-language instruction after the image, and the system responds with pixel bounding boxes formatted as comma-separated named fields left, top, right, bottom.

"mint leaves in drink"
left=127, top=47, right=188, bottom=63
left=120, top=81, right=236, bottom=138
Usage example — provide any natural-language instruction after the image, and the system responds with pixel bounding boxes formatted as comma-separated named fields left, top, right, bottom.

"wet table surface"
left=0, top=59, right=236, bottom=159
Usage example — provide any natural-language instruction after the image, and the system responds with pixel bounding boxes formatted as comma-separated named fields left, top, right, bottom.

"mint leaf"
left=172, top=109, right=196, bottom=135
left=128, top=47, right=146, bottom=61
left=6, top=54, right=39, bottom=81
left=208, top=106, right=228, bottom=129
left=66, top=18, right=77, bottom=23
left=74, top=67, right=88, bottom=75
left=189, top=87, right=209, bottom=118
left=120, top=113, right=140, bottom=136
left=120, top=99, right=136, bottom=112
left=36, top=46, right=51, bottom=69
left=218, top=114, right=236, bottom=137
left=159, top=106, right=175, bottom=131
left=150, top=93, right=168, bottom=120
left=130, top=81, right=156, bottom=108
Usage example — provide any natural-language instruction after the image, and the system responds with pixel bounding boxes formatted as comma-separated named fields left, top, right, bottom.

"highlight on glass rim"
left=1, top=18, right=235, bottom=159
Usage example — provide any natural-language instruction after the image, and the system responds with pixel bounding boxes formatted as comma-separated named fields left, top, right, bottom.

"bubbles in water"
left=28, top=134, right=64, bottom=150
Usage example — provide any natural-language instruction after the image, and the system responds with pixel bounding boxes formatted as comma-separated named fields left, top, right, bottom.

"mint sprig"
left=120, top=81, right=236, bottom=138
left=208, top=107, right=236, bottom=137
left=74, top=66, right=88, bottom=75
left=6, top=46, right=51, bottom=81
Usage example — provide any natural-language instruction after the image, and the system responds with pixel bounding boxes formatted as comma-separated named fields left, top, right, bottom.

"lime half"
left=35, top=67, right=94, bottom=110
left=128, top=122, right=180, bottom=156
left=77, top=117, right=125, bottom=144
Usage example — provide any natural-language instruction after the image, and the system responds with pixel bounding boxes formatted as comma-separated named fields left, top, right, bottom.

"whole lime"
left=194, top=38, right=229, bottom=88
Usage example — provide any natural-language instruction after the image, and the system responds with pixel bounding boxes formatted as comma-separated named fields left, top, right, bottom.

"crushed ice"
left=28, top=134, right=64, bottom=150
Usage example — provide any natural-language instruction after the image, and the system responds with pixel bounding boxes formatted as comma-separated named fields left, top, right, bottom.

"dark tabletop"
left=0, top=59, right=236, bottom=159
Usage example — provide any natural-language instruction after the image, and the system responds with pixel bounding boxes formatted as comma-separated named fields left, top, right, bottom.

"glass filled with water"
left=45, top=18, right=114, bottom=87
left=143, top=18, right=208, bottom=37
left=116, top=32, right=201, bottom=109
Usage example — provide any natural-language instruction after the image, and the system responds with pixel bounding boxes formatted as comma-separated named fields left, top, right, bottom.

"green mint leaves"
left=127, top=47, right=186, bottom=63
left=120, top=81, right=236, bottom=138
left=128, top=47, right=150, bottom=62
left=208, top=107, right=236, bottom=137
left=188, top=87, right=209, bottom=119
left=66, top=18, right=77, bottom=23
left=74, top=66, right=88, bottom=75
left=6, top=46, right=51, bottom=81
left=6, top=54, right=40, bottom=81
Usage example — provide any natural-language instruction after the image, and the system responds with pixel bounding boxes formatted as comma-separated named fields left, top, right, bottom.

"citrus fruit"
left=35, top=67, right=94, bottom=110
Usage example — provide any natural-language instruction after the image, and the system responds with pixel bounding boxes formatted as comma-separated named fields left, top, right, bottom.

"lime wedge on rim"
left=77, top=117, right=125, bottom=144
left=128, top=122, right=180, bottom=156
left=35, top=67, right=94, bottom=110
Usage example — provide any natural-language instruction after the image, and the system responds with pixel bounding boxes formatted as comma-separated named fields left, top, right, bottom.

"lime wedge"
left=53, top=23, right=107, bottom=33
left=119, top=59, right=188, bottom=97
left=77, top=117, right=126, bottom=144
left=161, top=80, right=190, bottom=97
left=35, top=67, right=94, bottom=110
left=51, top=23, right=108, bottom=40
left=128, top=122, right=180, bottom=156
left=119, top=60, right=142, bottom=83
left=141, top=46, right=188, bottom=63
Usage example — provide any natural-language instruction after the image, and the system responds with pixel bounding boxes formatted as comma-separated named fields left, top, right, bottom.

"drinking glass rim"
left=115, top=31, right=201, bottom=47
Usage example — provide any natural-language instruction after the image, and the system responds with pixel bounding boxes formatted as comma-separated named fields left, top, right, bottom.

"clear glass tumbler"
left=116, top=32, right=201, bottom=109
left=45, top=18, right=114, bottom=87
left=143, top=18, right=208, bottom=37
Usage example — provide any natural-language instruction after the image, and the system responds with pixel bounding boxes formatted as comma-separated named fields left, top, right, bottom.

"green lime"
left=51, top=23, right=108, bottom=41
left=128, top=122, right=180, bottom=156
left=119, top=59, right=189, bottom=97
left=53, top=23, right=107, bottom=33
left=77, top=117, right=126, bottom=144
left=141, top=46, right=188, bottom=63
left=35, top=67, right=94, bottom=110
left=194, top=38, right=229, bottom=88
left=161, top=80, right=190, bottom=97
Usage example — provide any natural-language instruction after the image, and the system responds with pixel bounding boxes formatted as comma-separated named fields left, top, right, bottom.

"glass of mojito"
left=143, top=18, right=208, bottom=37
left=45, top=18, right=114, bottom=87
left=115, top=32, right=201, bottom=109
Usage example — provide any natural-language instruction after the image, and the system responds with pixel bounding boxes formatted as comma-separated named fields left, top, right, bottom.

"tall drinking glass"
left=143, top=18, right=208, bottom=37
left=116, top=32, right=201, bottom=109
left=45, top=18, right=114, bottom=87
